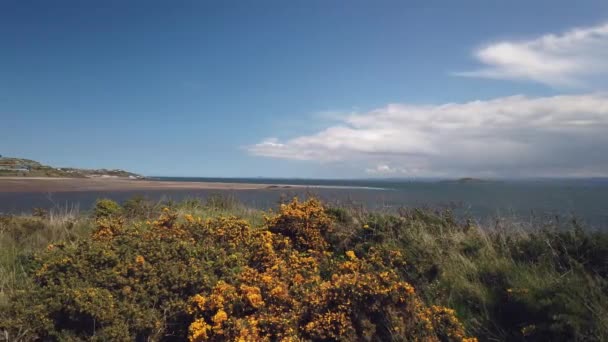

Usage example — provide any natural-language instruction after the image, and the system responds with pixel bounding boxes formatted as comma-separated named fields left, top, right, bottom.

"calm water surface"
left=1, top=178, right=607, bottom=229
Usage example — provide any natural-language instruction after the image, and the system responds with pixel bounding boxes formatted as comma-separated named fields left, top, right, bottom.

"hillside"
left=0, top=157, right=143, bottom=178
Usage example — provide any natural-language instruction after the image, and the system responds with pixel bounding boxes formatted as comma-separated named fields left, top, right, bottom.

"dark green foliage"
left=93, top=199, right=122, bottom=220
left=508, top=226, right=608, bottom=278
left=122, top=195, right=155, bottom=219
left=325, top=207, right=353, bottom=225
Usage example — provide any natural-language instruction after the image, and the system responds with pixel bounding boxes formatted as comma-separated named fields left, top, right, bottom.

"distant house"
left=0, top=164, right=31, bottom=172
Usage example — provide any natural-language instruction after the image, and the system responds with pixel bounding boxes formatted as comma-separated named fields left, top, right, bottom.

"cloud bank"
left=456, top=22, right=608, bottom=87
left=248, top=94, right=608, bottom=177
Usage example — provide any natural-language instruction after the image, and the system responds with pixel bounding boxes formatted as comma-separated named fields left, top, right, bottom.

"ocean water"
left=1, top=177, right=608, bottom=229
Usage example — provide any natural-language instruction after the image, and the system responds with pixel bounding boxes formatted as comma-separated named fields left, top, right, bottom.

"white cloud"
left=366, top=164, right=399, bottom=174
left=456, top=22, right=608, bottom=87
left=248, top=93, right=608, bottom=177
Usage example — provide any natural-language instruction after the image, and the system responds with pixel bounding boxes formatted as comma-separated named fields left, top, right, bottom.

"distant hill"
left=0, top=157, right=143, bottom=178
left=438, top=177, right=490, bottom=184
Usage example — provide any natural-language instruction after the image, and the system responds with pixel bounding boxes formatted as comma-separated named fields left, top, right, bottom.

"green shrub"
left=325, top=206, right=353, bottom=225
left=93, top=199, right=122, bottom=220
left=122, top=195, right=154, bottom=219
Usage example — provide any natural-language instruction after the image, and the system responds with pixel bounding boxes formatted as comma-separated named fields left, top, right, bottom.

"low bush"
left=122, top=195, right=155, bottom=219
left=93, top=198, right=122, bottom=220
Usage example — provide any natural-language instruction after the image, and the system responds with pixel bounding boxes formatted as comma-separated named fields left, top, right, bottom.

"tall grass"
left=331, top=206, right=608, bottom=340
left=0, top=206, right=93, bottom=306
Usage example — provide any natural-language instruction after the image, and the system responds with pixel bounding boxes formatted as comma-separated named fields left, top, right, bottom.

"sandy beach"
left=0, top=177, right=299, bottom=193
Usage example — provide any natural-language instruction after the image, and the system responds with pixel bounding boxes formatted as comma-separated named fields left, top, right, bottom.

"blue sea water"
left=1, top=177, right=608, bottom=229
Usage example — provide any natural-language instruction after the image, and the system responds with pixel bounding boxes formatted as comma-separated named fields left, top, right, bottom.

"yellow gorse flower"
left=188, top=318, right=211, bottom=341
left=212, top=309, right=228, bottom=326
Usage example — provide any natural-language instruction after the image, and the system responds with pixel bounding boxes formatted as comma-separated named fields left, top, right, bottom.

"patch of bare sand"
left=0, top=177, right=298, bottom=193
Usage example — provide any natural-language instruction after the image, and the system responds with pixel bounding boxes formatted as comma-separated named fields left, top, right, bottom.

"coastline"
left=0, top=177, right=303, bottom=193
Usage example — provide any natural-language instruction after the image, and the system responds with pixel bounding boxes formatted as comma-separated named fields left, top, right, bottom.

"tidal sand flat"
left=0, top=177, right=302, bottom=193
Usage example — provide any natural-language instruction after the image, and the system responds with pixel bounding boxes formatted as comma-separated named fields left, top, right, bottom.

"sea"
left=1, top=177, right=608, bottom=229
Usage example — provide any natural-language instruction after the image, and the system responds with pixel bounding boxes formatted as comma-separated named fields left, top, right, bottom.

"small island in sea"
left=438, top=177, right=491, bottom=184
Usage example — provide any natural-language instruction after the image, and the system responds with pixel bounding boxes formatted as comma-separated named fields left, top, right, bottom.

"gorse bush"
left=187, top=198, right=473, bottom=341
left=122, top=195, right=156, bottom=219
left=1, top=198, right=475, bottom=341
left=93, top=198, right=123, bottom=219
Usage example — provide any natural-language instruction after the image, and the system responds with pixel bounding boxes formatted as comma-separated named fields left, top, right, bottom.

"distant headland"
left=0, top=156, right=310, bottom=193
left=0, top=156, right=144, bottom=179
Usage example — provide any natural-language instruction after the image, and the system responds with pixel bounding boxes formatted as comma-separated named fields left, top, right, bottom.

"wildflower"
left=270, top=285, right=288, bottom=300
left=241, top=285, right=264, bottom=308
left=363, top=224, right=370, bottom=229
left=191, top=294, right=207, bottom=311
left=293, top=273, right=305, bottom=284
left=345, top=250, right=357, bottom=260
left=403, top=283, right=415, bottom=295
left=189, top=318, right=211, bottom=341
left=135, top=255, right=145, bottom=265
left=261, top=274, right=273, bottom=284
left=212, top=309, right=228, bottom=330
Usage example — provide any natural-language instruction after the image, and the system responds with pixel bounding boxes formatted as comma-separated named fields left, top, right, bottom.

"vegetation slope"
left=0, top=157, right=142, bottom=178
left=0, top=196, right=606, bottom=341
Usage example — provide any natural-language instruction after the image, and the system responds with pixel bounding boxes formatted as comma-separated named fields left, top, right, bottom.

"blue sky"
left=2, top=1, right=608, bottom=177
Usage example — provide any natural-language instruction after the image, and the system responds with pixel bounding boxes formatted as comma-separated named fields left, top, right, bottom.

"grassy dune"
left=1, top=196, right=607, bottom=341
